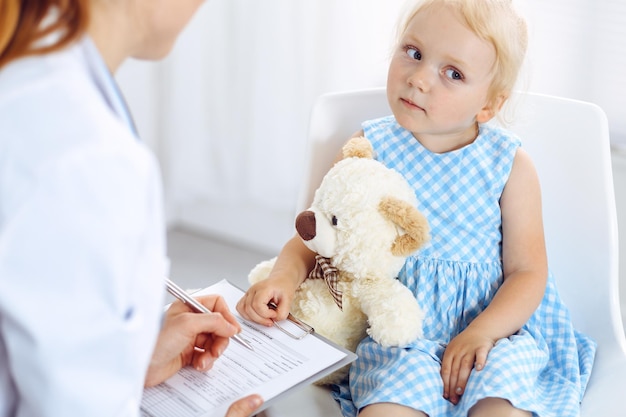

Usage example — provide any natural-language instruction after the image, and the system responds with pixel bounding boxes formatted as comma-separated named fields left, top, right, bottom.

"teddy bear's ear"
left=342, top=136, right=374, bottom=160
left=378, top=196, right=430, bottom=256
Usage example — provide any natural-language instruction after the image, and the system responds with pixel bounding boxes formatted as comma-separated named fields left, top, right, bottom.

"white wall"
left=516, top=0, right=626, bottom=145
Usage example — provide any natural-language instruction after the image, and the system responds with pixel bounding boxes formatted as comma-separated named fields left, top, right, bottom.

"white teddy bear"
left=248, top=136, right=429, bottom=384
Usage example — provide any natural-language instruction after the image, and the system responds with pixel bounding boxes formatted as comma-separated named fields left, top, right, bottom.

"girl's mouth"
left=401, top=98, right=425, bottom=112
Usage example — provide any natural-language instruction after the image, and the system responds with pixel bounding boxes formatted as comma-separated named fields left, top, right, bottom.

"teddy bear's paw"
left=366, top=304, right=424, bottom=347
left=247, top=257, right=277, bottom=284
left=367, top=322, right=422, bottom=347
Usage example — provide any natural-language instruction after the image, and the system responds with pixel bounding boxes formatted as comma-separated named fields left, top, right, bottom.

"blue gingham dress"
left=332, top=116, right=596, bottom=417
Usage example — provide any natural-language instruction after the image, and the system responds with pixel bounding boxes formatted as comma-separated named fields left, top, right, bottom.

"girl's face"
left=130, top=0, right=205, bottom=60
left=386, top=4, right=498, bottom=153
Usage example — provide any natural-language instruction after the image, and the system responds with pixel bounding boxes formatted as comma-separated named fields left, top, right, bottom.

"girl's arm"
left=237, top=131, right=365, bottom=326
left=237, top=236, right=317, bottom=326
left=441, top=147, right=548, bottom=404
left=472, top=146, right=548, bottom=339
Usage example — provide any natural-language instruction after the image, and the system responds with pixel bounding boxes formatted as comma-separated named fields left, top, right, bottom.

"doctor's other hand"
left=225, top=394, right=264, bottom=417
left=144, top=294, right=242, bottom=387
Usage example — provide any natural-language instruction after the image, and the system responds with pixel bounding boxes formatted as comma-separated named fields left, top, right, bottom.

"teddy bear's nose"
left=295, top=210, right=316, bottom=241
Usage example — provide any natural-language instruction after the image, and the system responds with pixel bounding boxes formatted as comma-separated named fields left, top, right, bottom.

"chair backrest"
left=300, top=87, right=625, bottom=352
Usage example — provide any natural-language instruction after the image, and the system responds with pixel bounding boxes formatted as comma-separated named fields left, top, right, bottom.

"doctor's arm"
left=0, top=138, right=169, bottom=416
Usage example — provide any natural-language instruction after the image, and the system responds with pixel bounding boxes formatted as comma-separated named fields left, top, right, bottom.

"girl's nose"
left=407, top=65, right=431, bottom=92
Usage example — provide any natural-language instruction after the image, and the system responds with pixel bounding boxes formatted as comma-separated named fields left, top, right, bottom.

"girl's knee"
left=468, top=398, right=531, bottom=417
left=358, top=403, right=428, bottom=417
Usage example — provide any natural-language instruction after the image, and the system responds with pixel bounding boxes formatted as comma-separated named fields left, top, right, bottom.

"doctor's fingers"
left=198, top=310, right=240, bottom=338
left=166, top=312, right=239, bottom=358
left=167, top=295, right=242, bottom=333
left=191, top=332, right=230, bottom=371
left=225, top=394, right=264, bottom=417
left=195, top=294, right=242, bottom=332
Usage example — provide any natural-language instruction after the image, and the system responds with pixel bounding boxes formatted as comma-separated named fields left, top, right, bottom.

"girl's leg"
left=468, top=398, right=531, bottom=417
left=358, top=403, right=428, bottom=417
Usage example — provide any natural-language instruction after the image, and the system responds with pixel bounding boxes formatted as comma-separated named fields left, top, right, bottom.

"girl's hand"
left=238, top=236, right=314, bottom=327
left=236, top=276, right=296, bottom=327
left=145, top=295, right=241, bottom=387
left=440, top=328, right=494, bottom=405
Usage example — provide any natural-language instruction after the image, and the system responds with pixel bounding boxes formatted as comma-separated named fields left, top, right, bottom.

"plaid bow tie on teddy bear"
left=308, top=255, right=343, bottom=310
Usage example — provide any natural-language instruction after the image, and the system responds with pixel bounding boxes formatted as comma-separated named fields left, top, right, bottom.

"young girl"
left=238, top=0, right=595, bottom=416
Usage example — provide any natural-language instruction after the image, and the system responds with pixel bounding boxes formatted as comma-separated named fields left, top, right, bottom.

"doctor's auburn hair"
left=0, top=0, right=89, bottom=69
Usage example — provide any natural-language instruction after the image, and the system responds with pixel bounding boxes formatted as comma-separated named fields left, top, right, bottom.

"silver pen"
left=165, top=278, right=254, bottom=351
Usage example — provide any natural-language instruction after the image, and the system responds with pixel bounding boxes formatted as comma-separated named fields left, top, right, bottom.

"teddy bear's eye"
left=331, top=215, right=338, bottom=226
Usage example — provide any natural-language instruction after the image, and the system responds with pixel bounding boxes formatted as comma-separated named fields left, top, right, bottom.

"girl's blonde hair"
left=0, top=0, right=90, bottom=70
left=396, top=0, right=528, bottom=104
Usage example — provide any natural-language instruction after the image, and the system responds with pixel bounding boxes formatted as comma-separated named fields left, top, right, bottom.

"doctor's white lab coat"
left=0, top=37, right=168, bottom=416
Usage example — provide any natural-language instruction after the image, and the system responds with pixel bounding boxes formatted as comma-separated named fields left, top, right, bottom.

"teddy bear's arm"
left=356, top=279, right=424, bottom=347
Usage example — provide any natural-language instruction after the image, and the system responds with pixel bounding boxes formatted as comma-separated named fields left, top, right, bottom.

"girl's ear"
left=476, top=94, right=507, bottom=123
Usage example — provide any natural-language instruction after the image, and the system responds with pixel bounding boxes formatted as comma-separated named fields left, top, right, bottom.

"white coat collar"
left=80, top=36, right=138, bottom=137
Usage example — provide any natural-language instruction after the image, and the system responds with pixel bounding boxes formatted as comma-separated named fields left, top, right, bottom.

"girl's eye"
left=445, top=68, right=463, bottom=80
left=331, top=216, right=338, bottom=226
left=406, top=47, right=422, bottom=61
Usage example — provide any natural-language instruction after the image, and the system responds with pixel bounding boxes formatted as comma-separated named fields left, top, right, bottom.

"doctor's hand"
left=225, top=394, right=264, bottom=417
left=144, top=294, right=242, bottom=387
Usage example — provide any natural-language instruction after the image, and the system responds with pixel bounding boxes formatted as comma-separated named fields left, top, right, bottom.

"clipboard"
left=140, top=279, right=357, bottom=417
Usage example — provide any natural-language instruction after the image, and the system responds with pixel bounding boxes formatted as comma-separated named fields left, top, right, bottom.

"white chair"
left=260, top=88, right=626, bottom=416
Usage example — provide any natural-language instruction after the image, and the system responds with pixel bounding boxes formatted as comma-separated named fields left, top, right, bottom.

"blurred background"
left=115, top=0, right=626, bottom=322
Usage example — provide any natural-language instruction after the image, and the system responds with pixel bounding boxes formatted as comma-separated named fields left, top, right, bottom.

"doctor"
left=0, top=0, right=262, bottom=416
